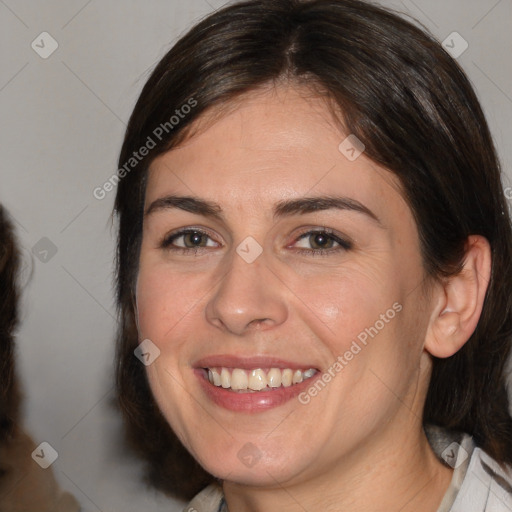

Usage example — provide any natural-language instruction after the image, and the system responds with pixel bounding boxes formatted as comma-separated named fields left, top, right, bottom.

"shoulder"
left=0, top=427, right=80, bottom=512
left=424, top=424, right=512, bottom=512
left=452, top=445, right=512, bottom=512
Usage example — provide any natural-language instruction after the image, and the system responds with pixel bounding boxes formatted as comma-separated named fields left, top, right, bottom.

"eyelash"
left=160, top=227, right=352, bottom=256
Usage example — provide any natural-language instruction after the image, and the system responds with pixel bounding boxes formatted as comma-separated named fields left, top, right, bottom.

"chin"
left=195, top=441, right=311, bottom=488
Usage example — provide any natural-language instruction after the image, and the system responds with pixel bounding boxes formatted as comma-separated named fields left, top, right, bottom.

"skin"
left=135, top=83, right=491, bottom=512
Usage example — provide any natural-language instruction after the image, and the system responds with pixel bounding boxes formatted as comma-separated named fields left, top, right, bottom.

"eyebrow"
left=145, top=194, right=382, bottom=226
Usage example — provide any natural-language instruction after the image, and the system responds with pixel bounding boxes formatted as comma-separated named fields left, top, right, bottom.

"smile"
left=193, top=355, right=322, bottom=412
left=204, top=367, right=318, bottom=392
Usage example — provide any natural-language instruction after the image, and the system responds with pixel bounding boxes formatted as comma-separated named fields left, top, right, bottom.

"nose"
left=205, top=248, right=288, bottom=336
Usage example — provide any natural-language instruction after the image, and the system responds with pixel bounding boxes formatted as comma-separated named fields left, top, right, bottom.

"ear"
left=424, top=235, right=491, bottom=358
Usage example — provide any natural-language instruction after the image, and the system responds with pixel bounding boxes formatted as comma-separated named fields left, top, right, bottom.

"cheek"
left=135, top=261, right=203, bottom=343
left=293, top=260, right=402, bottom=349
left=135, top=269, right=169, bottom=341
left=293, top=261, right=417, bottom=404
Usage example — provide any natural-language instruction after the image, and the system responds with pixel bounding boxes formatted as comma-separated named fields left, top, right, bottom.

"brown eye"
left=161, top=229, right=218, bottom=251
left=293, top=229, right=352, bottom=255
left=308, top=232, right=335, bottom=249
left=181, top=231, right=209, bottom=247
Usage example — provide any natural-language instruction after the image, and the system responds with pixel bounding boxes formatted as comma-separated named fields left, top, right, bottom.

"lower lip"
left=194, top=369, right=320, bottom=413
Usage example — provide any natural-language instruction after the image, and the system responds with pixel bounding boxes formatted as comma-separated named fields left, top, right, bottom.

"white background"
left=1, top=0, right=511, bottom=510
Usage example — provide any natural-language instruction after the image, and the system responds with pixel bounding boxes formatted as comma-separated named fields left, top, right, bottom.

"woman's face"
left=136, top=84, right=434, bottom=486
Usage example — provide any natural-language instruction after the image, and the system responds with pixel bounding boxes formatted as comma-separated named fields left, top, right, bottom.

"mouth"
left=202, top=366, right=318, bottom=392
left=193, top=355, right=321, bottom=412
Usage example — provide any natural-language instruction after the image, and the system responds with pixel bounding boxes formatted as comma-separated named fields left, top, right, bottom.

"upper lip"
left=193, top=354, right=319, bottom=370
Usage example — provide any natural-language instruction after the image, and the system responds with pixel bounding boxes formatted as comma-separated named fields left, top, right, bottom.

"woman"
left=114, top=1, right=512, bottom=510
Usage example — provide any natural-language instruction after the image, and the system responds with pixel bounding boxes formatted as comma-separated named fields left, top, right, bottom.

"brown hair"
left=114, top=0, right=512, bottom=500
left=0, top=205, right=21, bottom=446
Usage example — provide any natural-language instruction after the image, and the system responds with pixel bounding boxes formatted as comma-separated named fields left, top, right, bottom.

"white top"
left=182, top=425, right=512, bottom=512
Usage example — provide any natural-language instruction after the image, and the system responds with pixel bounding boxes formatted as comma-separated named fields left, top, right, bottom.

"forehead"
left=146, top=85, right=407, bottom=223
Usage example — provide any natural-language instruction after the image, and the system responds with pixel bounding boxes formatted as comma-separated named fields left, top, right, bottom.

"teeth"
left=221, top=368, right=230, bottom=388
left=303, top=368, right=316, bottom=379
left=249, top=369, right=267, bottom=391
left=211, top=369, right=221, bottom=386
left=281, top=369, right=293, bottom=387
left=267, top=368, right=282, bottom=388
left=206, top=366, right=317, bottom=392
left=231, top=369, right=248, bottom=390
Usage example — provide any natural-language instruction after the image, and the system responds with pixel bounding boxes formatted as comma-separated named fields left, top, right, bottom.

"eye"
left=159, top=227, right=352, bottom=257
left=291, top=228, right=352, bottom=255
left=160, top=228, right=218, bottom=253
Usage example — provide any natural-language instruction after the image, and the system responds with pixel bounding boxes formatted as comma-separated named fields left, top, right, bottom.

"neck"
left=222, top=424, right=454, bottom=512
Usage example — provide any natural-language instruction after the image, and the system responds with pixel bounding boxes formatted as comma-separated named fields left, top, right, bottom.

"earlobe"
left=428, top=311, right=461, bottom=358
left=424, top=235, right=491, bottom=359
